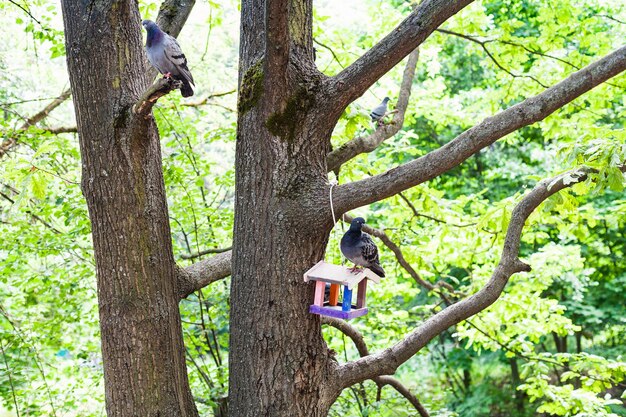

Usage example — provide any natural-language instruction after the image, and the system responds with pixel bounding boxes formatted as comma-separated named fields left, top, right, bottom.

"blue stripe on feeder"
left=304, top=261, right=381, bottom=320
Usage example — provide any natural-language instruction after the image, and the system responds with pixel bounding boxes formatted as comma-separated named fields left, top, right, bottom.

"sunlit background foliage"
left=0, top=0, right=625, bottom=416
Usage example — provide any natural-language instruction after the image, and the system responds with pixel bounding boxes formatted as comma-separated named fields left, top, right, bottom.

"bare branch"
left=181, top=89, right=237, bottom=107
left=177, top=250, right=232, bottom=299
left=322, top=317, right=430, bottom=417
left=329, top=0, right=473, bottom=107
left=333, top=45, right=626, bottom=214
left=133, top=78, right=183, bottom=118
left=314, top=38, right=346, bottom=69
left=0, top=88, right=72, bottom=158
left=377, top=376, right=431, bottom=417
left=334, top=168, right=595, bottom=388
left=398, top=192, right=476, bottom=228
left=436, top=29, right=549, bottom=88
left=41, top=126, right=77, bottom=134
left=7, top=0, right=46, bottom=28
left=181, top=246, right=232, bottom=260
left=327, top=48, right=420, bottom=172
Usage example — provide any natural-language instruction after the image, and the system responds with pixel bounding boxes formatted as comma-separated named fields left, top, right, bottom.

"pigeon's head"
left=142, top=20, right=158, bottom=32
left=382, top=97, right=390, bottom=103
left=350, top=217, right=366, bottom=231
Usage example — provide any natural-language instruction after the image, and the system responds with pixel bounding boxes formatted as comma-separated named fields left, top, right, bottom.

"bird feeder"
left=303, top=261, right=381, bottom=319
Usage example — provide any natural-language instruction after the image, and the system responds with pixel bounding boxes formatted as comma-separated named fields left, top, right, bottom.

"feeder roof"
left=303, top=261, right=381, bottom=289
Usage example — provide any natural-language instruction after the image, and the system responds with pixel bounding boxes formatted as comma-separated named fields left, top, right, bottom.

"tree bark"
left=60, top=2, right=197, bottom=416
left=229, top=1, right=339, bottom=415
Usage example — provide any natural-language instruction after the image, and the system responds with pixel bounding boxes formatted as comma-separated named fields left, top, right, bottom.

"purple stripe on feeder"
left=342, top=285, right=352, bottom=312
left=309, top=305, right=368, bottom=320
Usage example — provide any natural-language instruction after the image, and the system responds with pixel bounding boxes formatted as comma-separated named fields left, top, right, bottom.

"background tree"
left=1, top=0, right=625, bottom=416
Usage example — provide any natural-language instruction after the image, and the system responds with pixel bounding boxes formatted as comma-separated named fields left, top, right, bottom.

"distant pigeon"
left=142, top=20, right=195, bottom=97
left=370, top=97, right=390, bottom=124
left=340, top=217, right=385, bottom=278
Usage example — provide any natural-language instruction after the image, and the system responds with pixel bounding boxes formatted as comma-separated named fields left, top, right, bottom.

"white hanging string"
left=329, top=179, right=338, bottom=227
left=328, top=179, right=346, bottom=265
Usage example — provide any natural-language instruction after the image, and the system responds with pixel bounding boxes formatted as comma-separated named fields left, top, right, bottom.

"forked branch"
left=329, top=0, right=473, bottom=108
left=333, top=45, right=626, bottom=214
left=333, top=167, right=596, bottom=389
left=322, top=317, right=431, bottom=417
left=327, top=48, right=420, bottom=172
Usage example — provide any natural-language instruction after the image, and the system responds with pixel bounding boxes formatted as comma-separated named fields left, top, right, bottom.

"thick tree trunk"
left=228, top=1, right=340, bottom=415
left=60, top=2, right=198, bottom=416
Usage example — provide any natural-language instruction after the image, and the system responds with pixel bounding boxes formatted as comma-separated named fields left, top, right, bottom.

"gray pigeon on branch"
left=340, top=217, right=385, bottom=278
left=370, top=97, right=390, bottom=124
left=142, top=20, right=195, bottom=97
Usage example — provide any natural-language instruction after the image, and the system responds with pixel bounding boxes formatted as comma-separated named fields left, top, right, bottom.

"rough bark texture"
left=229, top=1, right=339, bottom=415
left=56, top=0, right=626, bottom=415
left=60, top=1, right=197, bottom=416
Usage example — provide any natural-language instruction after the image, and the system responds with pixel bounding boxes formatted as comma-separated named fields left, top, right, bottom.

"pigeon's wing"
left=359, top=232, right=380, bottom=265
left=163, top=35, right=195, bottom=85
left=370, top=102, right=387, bottom=121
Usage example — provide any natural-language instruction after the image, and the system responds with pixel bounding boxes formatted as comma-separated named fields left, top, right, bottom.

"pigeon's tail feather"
left=180, top=79, right=194, bottom=97
left=368, top=263, right=385, bottom=278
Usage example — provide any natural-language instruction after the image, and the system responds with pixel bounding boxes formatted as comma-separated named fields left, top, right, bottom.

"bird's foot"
left=348, top=266, right=363, bottom=274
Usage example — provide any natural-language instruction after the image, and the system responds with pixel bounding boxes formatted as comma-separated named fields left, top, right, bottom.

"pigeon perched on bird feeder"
left=142, top=20, right=195, bottom=97
left=340, top=217, right=385, bottom=278
left=370, top=97, right=390, bottom=125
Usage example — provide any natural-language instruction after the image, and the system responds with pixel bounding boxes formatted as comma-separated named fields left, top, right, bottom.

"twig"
left=436, top=29, right=549, bottom=88
left=0, top=88, right=72, bottom=158
left=0, top=341, right=20, bottom=417
left=314, top=38, right=346, bottom=69
left=182, top=246, right=232, bottom=260
left=322, top=317, right=431, bottom=417
left=7, top=0, right=45, bottom=28
left=181, top=89, right=237, bottom=107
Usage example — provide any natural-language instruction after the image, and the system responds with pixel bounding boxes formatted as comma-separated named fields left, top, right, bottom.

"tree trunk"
left=228, top=1, right=341, bottom=415
left=60, top=2, right=198, bottom=416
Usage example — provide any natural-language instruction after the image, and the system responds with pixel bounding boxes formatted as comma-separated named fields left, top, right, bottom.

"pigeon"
left=142, top=20, right=195, bottom=97
left=370, top=97, right=390, bottom=124
left=340, top=217, right=385, bottom=278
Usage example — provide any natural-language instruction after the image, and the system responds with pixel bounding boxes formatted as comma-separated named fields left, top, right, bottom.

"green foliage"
left=1, top=0, right=626, bottom=416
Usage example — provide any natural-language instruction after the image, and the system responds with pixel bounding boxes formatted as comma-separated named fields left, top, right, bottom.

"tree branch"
left=376, top=376, right=431, bottom=417
left=327, top=48, right=420, bottom=172
left=341, top=214, right=446, bottom=293
left=0, top=88, right=72, bottom=158
left=177, top=250, right=232, bottom=299
left=333, top=45, right=626, bottom=214
left=322, top=317, right=430, bottom=417
left=436, top=29, right=549, bottom=88
left=156, top=0, right=196, bottom=38
left=334, top=167, right=596, bottom=388
left=329, top=0, right=473, bottom=107
left=133, top=78, right=183, bottom=118
left=181, top=246, right=232, bottom=260
left=181, top=89, right=237, bottom=107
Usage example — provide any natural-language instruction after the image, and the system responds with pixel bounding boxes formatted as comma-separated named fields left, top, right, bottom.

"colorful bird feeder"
left=303, top=261, right=381, bottom=320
